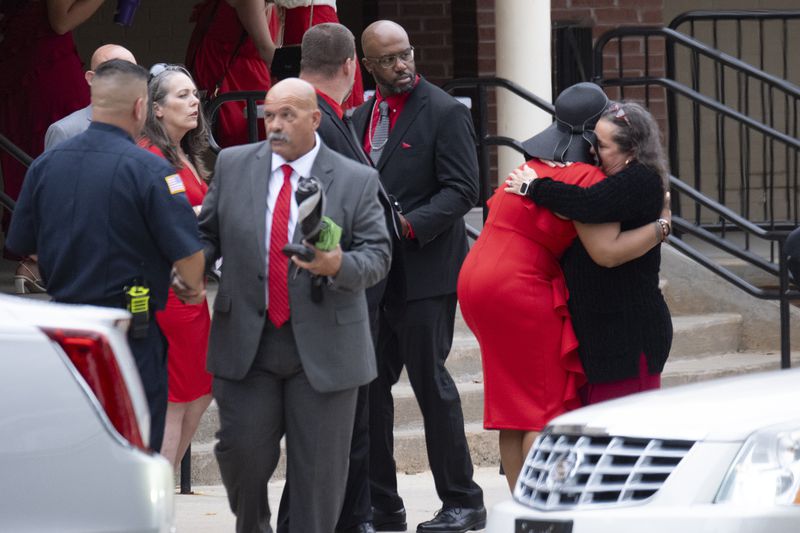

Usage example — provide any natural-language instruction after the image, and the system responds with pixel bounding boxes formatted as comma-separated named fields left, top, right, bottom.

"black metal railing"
left=668, top=10, right=800, bottom=84
left=441, top=77, right=554, bottom=220
left=205, top=91, right=266, bottom=153
left=0, top=132, right=30, bottom=215
left=594, top=26, right=800, bottom=244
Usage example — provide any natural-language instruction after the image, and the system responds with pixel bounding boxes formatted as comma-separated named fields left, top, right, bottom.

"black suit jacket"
left=317, top=96, right=405, bottom=310
left=351, top=77, right=479, bottom=301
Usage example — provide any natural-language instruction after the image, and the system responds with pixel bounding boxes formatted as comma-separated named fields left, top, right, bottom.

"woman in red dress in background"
left=276, top=0, right=363, bottom=109
left=457, top=83, right=668, bottom=492
left=186, top=0, right=280, bottom=147
left=0, top=0, right=103, bottom=281
left=139, top=64, right=213, bottom=469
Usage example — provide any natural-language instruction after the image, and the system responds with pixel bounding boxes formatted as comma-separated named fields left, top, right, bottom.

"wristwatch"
left=518, top=180, right=532, bottom=196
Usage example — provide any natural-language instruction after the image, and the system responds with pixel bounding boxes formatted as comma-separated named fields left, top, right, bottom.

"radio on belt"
left=124, top=280, right=150, bottom=338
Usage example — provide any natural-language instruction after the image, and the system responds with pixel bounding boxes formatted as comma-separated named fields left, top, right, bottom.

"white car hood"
left=547, top=368, right=800, bottom=442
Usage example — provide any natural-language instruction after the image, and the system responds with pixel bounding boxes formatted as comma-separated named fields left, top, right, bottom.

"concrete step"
left=669, top=313, right=743, bottom=359
left=188, top=351, right=797, bottom=485
left=662, top=350, right=800, bottom=387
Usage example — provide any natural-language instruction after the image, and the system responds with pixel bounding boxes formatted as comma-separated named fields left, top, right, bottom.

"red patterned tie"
left=268, top=164, right=293, bottom=327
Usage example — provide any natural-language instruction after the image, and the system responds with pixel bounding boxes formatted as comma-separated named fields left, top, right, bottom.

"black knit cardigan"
left=527, top=161, right=673, bottom=383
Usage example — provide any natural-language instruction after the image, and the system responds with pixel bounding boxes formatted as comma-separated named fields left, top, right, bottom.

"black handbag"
left=270, top=1, right=314, bottom=81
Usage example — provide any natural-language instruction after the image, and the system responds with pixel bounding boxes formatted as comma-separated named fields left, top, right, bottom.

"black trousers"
left=127, top=319, right=168, bottom=452
left=369, top=293, right=483, bottom=511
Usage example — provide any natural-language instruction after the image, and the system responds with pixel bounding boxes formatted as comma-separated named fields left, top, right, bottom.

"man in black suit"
left=276, top=22, right=400, bottom=533
left=352, top=20, right=485, bottom=533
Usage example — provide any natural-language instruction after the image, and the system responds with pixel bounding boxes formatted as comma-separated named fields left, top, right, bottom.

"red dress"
left=457, top=161, right=605, bottom=431
left=141, top=143, right=213, bottom=403
left=281, top=4, right=364, bottom=109
left=0, top=1, right=88, bottom=233
left=186, top=0, right=280, bottom=147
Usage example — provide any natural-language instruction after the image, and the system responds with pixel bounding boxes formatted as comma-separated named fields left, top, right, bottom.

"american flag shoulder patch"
left=164, top=174, right=186, bottom=195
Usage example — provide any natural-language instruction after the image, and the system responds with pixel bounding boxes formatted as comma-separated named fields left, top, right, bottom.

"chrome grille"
left=514, top=432, right=694, bottom=510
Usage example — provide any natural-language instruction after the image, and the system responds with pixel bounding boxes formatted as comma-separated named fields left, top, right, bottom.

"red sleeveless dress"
left=141, top=143, right=213, bottom=403
left=457, top=160, right=605, bottom=431
left=187, top=0, right=280, bottom=147
left=0, top=0, right=88, bottom=234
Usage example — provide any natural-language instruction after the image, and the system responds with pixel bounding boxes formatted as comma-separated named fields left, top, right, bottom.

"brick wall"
left=376, top=1, right=454, bottom=86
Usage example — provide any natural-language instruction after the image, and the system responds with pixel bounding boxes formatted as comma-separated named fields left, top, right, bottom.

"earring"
left=625, top=158, right=631, bottom=165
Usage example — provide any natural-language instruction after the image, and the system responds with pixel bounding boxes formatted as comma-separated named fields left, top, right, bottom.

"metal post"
left=180, top=445, right=192, bottom=494
left=779, top=239, right=792, bottom=369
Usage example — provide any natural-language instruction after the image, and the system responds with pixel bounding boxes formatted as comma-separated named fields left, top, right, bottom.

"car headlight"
left=716, top=422, right=800, bottom=506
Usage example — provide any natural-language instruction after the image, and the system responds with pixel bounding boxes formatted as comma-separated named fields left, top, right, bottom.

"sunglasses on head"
left=148, top=63, right=193, bottom=83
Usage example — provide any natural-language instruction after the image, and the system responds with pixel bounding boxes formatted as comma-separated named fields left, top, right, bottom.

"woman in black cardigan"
left=506, top=101, right=672, bottom=404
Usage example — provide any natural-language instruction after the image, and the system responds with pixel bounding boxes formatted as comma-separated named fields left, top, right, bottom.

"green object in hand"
left=315, top=216, right=342, bottom=251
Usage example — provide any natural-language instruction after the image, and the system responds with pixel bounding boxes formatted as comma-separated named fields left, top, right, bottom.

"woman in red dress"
left=276, top=0, right=363, bottom=109
left=139, top=65, right=213, bottom=468
left=0, top=0, right=103, bottom=282
left=186, top=0, right=280, bottom=147
left=457, top=83, right=669, bottom=492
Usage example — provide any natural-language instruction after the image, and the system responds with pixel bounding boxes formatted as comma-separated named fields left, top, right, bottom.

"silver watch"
left=518, top=180, right=532, bottom=196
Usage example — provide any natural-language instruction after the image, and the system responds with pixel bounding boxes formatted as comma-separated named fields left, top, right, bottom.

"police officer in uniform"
left=6, top=59, right=206, bottom=451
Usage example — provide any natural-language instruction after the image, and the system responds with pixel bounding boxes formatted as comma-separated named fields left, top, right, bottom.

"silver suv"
left=0, top=294, right=175, bottom=532
left=488, top=368, right=800, bottom=532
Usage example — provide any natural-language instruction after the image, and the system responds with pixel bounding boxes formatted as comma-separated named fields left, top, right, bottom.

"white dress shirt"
left=264, top=133, right=322, bottom=307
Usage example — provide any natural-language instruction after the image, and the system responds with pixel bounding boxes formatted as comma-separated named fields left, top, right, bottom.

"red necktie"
left=268, top=164, right=293, bottom=327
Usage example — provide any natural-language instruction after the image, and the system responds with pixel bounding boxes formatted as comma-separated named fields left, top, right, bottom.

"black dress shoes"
left=372, top=506, right=407, bottom=531
left=339, top=522, right=377, bottom=533
left=416, top=506, right=487, bottom=533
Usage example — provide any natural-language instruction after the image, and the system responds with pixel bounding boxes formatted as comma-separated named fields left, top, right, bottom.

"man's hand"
left=171, top=268, right=206, bottom=305
left=291, top=243, right=343, bottom=277
left=398, top=213, right=412, bottom=239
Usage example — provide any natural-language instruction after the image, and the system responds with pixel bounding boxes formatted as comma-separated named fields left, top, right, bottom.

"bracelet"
left=656, top=218, right=671, bottom=242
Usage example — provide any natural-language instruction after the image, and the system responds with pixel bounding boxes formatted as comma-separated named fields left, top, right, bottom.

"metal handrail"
left=593, top=26, right=800, bottom=99
left=669, top=9, right=800, bottom=29
left=205, top=90, right=266, bottom=153
left=0, top=133, right=30, bottom=214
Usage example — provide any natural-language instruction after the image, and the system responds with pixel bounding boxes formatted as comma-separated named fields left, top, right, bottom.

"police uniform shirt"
left=7, top=122, right=203, bottom=309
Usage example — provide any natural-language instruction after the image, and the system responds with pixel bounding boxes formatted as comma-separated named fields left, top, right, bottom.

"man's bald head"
left=361, top=20, right=416, bottom=96
left=361, top=20, right=408, bottom=57
left=90, top=44, right=137, bottom=70
left=90, top=59, right=149, bottom=138
left=263, top=78, right=321, bottom=161
left=265, top=78, right=318, bottom=111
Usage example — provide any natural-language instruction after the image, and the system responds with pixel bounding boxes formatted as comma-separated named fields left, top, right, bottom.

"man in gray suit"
left=197, top=77, right=391, bottom=533
left=44, top=44, right=137, bottom=150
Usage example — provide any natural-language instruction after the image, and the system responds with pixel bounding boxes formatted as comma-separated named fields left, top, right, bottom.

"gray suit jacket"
left=44, top=105, right=92, bottom=151
left=199, top=140, right=391, bottom=392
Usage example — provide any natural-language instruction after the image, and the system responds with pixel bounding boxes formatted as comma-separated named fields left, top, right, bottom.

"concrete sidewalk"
left=175, top=466, right=510, bottom=532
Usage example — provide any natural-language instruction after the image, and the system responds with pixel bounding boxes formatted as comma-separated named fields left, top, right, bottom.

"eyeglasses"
left=148, top=63, right=192, bottom=83
left=607, top=103, right=630, bottom=126
left=365, top=47, right=414, bottom=69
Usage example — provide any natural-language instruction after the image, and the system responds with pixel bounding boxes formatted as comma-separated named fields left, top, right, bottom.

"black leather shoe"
left=372, top=506, right=407, bottom=531
left=416, top=506, right=487, bottom=533
left=338, top=523, right=377, bottom=533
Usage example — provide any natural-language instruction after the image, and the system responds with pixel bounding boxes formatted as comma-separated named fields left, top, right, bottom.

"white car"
left=0, top=294, right=175, bottom=532
left=487, top=368, right=800, bottom=533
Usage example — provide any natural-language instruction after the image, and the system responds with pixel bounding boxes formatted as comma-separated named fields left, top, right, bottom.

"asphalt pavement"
left=175, top=465, right=510, bottom=532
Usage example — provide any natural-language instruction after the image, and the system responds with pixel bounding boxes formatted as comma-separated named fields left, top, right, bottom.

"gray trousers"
left=214, top=320, right=358, bottom=533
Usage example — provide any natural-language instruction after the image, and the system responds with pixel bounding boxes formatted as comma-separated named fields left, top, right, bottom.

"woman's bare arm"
left=226, top=0, right=276, bottom=66
left=45, top=0, right=105, bottom=35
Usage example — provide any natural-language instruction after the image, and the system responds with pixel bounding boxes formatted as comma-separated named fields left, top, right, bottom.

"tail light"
left=42, top=328, right=147, bottom=450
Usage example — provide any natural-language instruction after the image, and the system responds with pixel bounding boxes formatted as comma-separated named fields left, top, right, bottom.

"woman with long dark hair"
left=139, top=64, right=213, bottom=468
